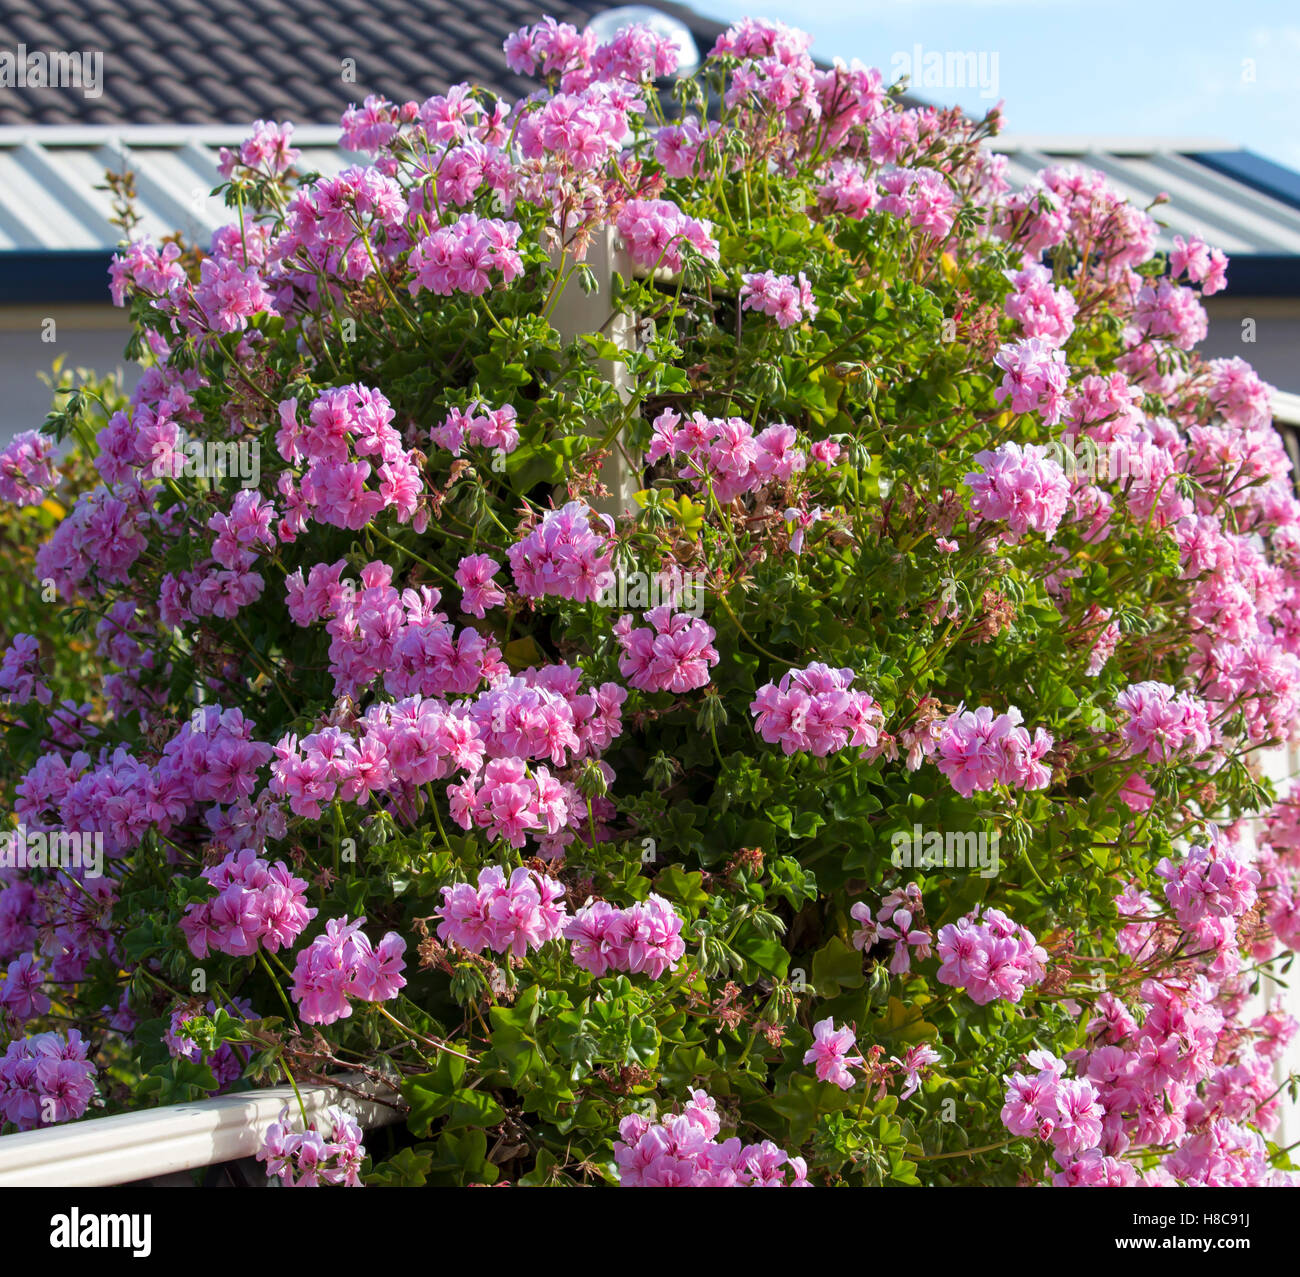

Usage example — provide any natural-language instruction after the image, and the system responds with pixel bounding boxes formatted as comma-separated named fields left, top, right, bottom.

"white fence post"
left=548, top=225, right=640, bottom=515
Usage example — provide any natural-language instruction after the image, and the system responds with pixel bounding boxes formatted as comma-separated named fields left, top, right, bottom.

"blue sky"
left=693, top=0, right=1300, bottom=171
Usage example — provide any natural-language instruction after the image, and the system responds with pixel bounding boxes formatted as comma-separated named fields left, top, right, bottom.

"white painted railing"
left=0, top=1074, right=401, bottom=1187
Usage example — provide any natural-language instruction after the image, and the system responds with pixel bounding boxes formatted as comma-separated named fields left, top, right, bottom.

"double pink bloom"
left=290, top=915, right=407, bottom=1026
left=934, top=704, right=1053, bottom=797
left=750, top=662, right=882, bottom=757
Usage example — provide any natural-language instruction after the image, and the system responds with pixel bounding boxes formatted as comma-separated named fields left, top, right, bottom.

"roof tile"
left=0, top=0, right=726, bottom=123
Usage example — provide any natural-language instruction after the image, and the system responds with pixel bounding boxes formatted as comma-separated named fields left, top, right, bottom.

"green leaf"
left=365, top=1147, right=433, bottom=1187
left=811, top=936, right=866, bottom=995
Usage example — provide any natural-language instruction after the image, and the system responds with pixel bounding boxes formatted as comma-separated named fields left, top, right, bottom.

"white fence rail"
left=0, top=1074, right=400, bottom=1187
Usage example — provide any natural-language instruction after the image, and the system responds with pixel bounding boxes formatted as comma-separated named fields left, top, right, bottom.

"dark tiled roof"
left=0, top=0, right=727, bottom=124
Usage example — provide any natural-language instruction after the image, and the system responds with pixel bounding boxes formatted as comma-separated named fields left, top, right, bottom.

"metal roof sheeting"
left=2, top=129, right=1300, bottom=300
left=0, top=125, right=352, bottom=251
left=991, top=137, right=1300, bottom=258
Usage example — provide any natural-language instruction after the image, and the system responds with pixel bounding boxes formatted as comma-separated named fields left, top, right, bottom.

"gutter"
left=0, top=249, right=116, bottom=305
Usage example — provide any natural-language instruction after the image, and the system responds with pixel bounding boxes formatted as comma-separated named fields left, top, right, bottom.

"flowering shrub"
left=0, top=13, right=1298, bottom=1188
left=0, top=367, right=121, bottom=801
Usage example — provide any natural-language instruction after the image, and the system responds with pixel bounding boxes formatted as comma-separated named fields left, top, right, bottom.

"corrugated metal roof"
left=991, top=137, right=1300, bottom=257
left=4, top=127, right=1300, bottom=262
left=0, top=125, right=353, bottom=250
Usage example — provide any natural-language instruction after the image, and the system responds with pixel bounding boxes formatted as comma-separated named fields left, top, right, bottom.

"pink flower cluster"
left=0, top=430, right=58, bottom=507
left=505, top=16, right=679, bottom=88
left=616, top=199, right=719, bottom=274
left=1001, top=1052, right=1122, bottom=1180
left=0, top=864, right=115, bottom=987
left=194, top=255, right=276, bottom=333
left=208, top=489, right=276, bottom=571
left=1003, top=264, right=1077, bottom=346
left=817, top=159, right=877, bottom=219
left=564, top=894, right=687, bottom=980
left=408, top=213, right=523, bottom=297
left=10, top=706, right=275, bottom=866
left=1003, top=968, right=1292, bottom=1185
left=647, top=410, right=806, bottom=504
left=283, top=558, right=503, bottom=700
left=218, top=118, right=299, bottom=178
left=750, top=662, right=883, bottom=756
left=1114, top=681, right=1213, bottom=764
left=1170, top=234, right=1228, bottom=295
left=1205, top=356, right=1271, bottom=430
left=35, top=481, right=151, bottom=599
left=992, top=338, right=1070, bottom=425
left=467, top=664, right=624, bottom=768
left=994, top=166, right=1157, bottom=283
left=436, top=865, right=567, bottom=958
left=435, top=866, right=687, bottom=980
left=424, top=138, right=516, bottom=209
left=0, top=1030, right=95, bottom=1130
left=803, top=1017, right=864, bottom=1089
left=876, top=167, right=956, bottom=239
left=452, top=698, right=622, bottom=854
left=1064, top=370, right=1144, bottom=438
left=654, top=118, right=720, bottom=178
left=1078, top=604, right=1121, bottom=676
left=160, top=559, right=265, bottom=625
left=507, top=500, right=614, bottom=603
left=516, top=87, right=633, bottom=174
left=290, top=916, right=407, bottom=1026
left=447, top=758, right=574, bottom=850
left=935, top=907, right=1047, bottom=1005
left=615, top=1089, right=808, bottom=1186
left=739, top=270, right=818, bottom=329
left=933, top=705, right=1053, bottom=798
left=615, top=607, right=719, bottom=693
left=179, top=849, right=316, bottom=959
left=851, top=884, right=932, bottom=974
left=269, top=666, right=621, bottom=854
left=156, top=705, right=274, bottom=809
left=1156, top=841, right=1259, bottom=931
left=430, top=401, right=519, bottom=458
left=895, top=1042, right=943, bottom=1100
left=965, top=441, right=1071, bottom=542
left=0, top=953, right=49, bottom=1024
left=455, top=554, right=507, bottom=618
left=257, top=1104, right=365, bottom=1187
left=275, top=385, right=425, bottom=535
left=0, top=635, right=52, bottom=707
left=1129, top=279, right=1208, bottom=351
left=270, top=163, right=406, bottom=293
left=108, top=239, right=187, bottom=307
left=504, top=17, right=595, bottom=78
